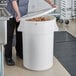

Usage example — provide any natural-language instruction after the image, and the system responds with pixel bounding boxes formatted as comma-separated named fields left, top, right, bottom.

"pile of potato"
left=27, top=17, right=50, bottom=21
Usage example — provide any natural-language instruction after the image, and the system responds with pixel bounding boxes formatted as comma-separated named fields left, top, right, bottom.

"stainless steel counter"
left=0, top=45, right=4, bottom=76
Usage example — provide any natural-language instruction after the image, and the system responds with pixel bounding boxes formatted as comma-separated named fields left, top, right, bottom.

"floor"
left=57, top=19, right=76, bottom=37
left=4, top=48, right=70, bottom=76
left=54, top=31, right=76, bottom=76
left=4, top=19, right=76, bottom=76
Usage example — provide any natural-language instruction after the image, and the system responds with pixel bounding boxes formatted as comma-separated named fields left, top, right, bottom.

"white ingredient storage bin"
left=18, top=7, right=58, bottom=71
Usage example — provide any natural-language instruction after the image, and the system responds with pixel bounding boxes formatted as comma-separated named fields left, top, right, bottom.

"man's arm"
left=12, top=0, right=20, bottom=22
left=44, top=0, right=56, bottom=8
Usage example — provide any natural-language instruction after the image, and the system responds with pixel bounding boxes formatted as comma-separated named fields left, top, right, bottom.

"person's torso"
left=6, top=0, right=29, bottom=17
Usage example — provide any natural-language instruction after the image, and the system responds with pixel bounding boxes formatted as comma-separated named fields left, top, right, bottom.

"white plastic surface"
left=28, top=0, right=53, bottom=12
left=18, top=16, right=58, bottom=71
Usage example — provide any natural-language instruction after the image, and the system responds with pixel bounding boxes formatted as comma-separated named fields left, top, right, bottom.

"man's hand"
left=51, top=4, right=57, bottom=8
left=44, top=0, right=57, bottom=8
left=12, top=0, right=21, bottom=22
left=16, top=13, right=21, bottom=22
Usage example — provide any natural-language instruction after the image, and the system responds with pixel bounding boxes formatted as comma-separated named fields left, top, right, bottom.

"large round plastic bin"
left=18, top=16, right=58, bottom=71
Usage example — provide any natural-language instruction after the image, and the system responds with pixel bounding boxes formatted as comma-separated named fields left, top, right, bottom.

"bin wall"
left=23, top=31, right=54, bottom=70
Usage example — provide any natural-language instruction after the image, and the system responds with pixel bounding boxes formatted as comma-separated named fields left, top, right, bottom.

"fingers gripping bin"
left=18, top=15, right=58, bottom=71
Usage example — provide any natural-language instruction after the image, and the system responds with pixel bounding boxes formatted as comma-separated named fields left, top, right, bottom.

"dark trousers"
left=5, top=18, right=23, bottom=58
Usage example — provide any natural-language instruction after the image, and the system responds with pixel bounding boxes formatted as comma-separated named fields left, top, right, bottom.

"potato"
left=27, top=17, right=50, bottom=21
